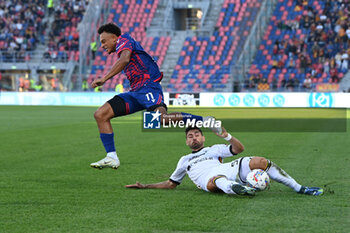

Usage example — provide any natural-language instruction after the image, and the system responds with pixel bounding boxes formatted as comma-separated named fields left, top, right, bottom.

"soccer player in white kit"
left=126, top=127, right=323, bottom=196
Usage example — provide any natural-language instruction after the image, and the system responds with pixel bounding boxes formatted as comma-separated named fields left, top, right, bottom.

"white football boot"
left=203, top=116, right=223, bottom=135
left=90, top=156, right=120, bottom=169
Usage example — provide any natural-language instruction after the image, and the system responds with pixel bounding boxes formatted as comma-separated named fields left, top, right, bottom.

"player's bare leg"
left=155, top=106, right=222, bottom=134
left=94, top=102, right=115, bottom=134
left=90, top=102, right=120, bottom=169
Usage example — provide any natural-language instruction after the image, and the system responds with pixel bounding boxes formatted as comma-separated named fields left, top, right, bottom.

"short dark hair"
left=185, top=126, right=203, bottom=136
left=98, top=23, right=121, bottom=36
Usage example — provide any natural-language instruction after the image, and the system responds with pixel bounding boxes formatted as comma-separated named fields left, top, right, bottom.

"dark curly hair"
left=185, top=126, right=203, bottom=136
left=98, top=23, right=121, bottom=36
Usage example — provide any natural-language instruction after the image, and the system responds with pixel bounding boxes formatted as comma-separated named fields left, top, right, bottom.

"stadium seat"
left=167, top=0, right=264, bottom=92
left=248, top=0, right=349, bottom=91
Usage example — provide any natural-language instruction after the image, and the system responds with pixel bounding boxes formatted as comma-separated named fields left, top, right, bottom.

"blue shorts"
left=107, top=83, right=167, bottom=117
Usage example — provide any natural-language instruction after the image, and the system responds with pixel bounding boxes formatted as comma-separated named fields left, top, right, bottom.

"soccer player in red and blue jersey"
left=90, top=23, right=219, bottom=169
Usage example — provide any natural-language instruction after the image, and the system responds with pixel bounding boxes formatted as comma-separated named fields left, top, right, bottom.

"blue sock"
left=181, top=112, right=203, bottom=123
left=100, top=133, right=116, bottom=153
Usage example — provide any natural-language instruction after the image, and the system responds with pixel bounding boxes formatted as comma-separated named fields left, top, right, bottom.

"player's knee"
left=207, top=176, right=226, bottom=193
left=207, top=181, right=218, bottom=192
left=94, top=109, right=107, bottom=121
left=249, top=157, right=268, bottom=170
left=94, top=110, right=101, bottom=121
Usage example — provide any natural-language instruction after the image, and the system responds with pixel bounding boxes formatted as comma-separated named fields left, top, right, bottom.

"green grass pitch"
left=0, top=106, right=349, bottom=233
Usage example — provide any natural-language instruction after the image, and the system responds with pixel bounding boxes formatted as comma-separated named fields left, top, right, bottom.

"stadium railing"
left=0, top=51, right=73, bottom=64
left=231, top=0, right=277, bottom=83
left=167, top=0, right=264, bottom=93
left=78, top=0, right=111, bottom=91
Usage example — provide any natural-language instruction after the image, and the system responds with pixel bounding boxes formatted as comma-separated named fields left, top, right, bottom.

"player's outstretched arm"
left=125, top=180, right=177, bottom=189
left=91, top=50, right=131, bottom=88
left=215, top=127, right=244, bottom=154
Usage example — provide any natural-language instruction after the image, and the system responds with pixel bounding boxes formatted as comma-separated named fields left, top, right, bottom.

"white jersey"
left=169, top=144, right=237, bottom=191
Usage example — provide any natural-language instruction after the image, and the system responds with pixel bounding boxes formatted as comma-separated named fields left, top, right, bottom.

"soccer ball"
left=246, top=169, right=270, bottom=191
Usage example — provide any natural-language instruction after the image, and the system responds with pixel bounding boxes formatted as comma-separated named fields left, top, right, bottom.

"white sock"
left=266, top=161, right=301, bottom=192
left=214, top=177, right=237, bottom=194
left=107, top=152, right=119, bottom=161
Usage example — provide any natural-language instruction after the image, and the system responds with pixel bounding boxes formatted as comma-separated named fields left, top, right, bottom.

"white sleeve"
left=211, top=144, right=236, bottom=159
left=169, top=157, right=187, bottom=185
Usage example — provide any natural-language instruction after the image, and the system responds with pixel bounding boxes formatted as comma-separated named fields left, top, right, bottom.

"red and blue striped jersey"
left=115, top=34, right=162, bottom=91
